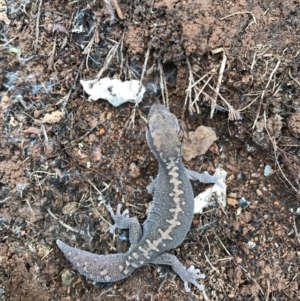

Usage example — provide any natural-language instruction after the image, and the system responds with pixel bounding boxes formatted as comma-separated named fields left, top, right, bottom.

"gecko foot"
left=150, top=253, right=205, bottom=293
left=108, top=204, right=130, bottom=234
left=183, top=265, right=205, bottom=292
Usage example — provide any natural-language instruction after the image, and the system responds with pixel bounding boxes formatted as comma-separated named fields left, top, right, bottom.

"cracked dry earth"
left=0, top=0, right=300, bottom=301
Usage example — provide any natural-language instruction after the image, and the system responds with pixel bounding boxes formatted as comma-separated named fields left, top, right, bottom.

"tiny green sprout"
left=140, top=114, right=148, bottom=124
left=8, top=47, right=22, bottom=55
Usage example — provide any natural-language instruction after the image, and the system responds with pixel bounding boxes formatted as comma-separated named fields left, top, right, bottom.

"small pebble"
left=264, top=165, right=272, bottom=176
left=61, top=270, right=76, bottom=286
left=99, top=128, right=106, bottom=135
left=238, top=197, right=251, bottom=209
left=228, top=192, right=237, bottom=198
left=129, top=162, right=141, bottom=178
left=62, top=202, right=78, bottom=215
left=256, top=189, right=262, bottom=196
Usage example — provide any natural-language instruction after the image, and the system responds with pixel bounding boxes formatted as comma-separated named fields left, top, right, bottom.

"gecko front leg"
left=108, top=204, right=142, bottom=247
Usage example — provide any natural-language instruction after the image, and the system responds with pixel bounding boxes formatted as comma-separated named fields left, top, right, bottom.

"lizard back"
left=125, top=104, right=195, bottom=264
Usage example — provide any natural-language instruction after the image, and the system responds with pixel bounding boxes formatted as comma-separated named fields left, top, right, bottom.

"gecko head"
left=146, top=104, right=182, bottom=160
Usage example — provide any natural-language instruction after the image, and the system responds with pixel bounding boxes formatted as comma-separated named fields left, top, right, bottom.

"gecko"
left=57, top=104, right=224, bottom=292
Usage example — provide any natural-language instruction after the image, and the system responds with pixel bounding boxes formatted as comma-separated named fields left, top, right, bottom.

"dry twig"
left=111, top=0, right=124, bottom=20
left=184, top=57, right=200, bottom=115
left=34, top=0, right=43, bottom=52
left=47, top=34, right=57, bottom=71
left=82, top=34, right=96, bottom=69
left=55, top=58, right=85, bottom=107
left=97, top=42, right=120, bottom=80
left=289, top=69, right=300, bottom=87
left=47, top=208, right=80, bottom=233
left=221, top=11, right=257, bottom=30
left=211, top=48, right=227, bottom=118
left=185, top=50, right=240, bottom=120
left=263, top=111, right=299, bottom=194
left=292, top=215, right=300, bottom=245
left=158, top=60, right=169, bottom=108
left=252, top=58, right=281, bottom=128
left=140, top=45, right=151, bottom=83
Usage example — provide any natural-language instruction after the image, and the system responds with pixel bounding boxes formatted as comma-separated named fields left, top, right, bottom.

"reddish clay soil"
left=0, top=0, right=300, bottom=300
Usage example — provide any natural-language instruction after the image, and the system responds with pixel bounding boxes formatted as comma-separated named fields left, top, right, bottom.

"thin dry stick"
left=288, top=69, right=300, bottom=86
left=118, top=31, right=125, bottom=77
left=183, top=58, right=193, bottom=114
left=257, top=45, right=271, bottom=57
left=189, top=73, right=209, bottom=90
left=140, top=45, right=151, bottom=83
left=250, top=45, right=271, bottom=86
left=55, top=58, right=85, bottom=107
left=30, top=170, right=58, bottom=178
left=238, top=95, right=260, bottom=112
left=221, top=11, right=257, bottom=27
left=263, top=111, right=299, bottom=194
left=111, top=0, right=124, bottom=19
left=184, top=57, right=200, bottom=115
left=204, top=253, right=218, bottom=272
left=0, top=197, right=11, bottom=204
left=163, top=67, right=169, bottom=108
left=252, top=59, right=281, bottom=128
left=194, top=89, right=215, bottom=107
left=103, top=0, right=115, bottom=20
left=148, top=0, right=156, bottom=13
left=34, top=0, right=43, bottom=52
left=272, top=80, right=282, bottom=97
left=87, top=180, right=110, bottom=197
left=0, top=36, right=18, bottom=49
left=190, top=75, right=212, bottom=108
left=265, top=59, right=281, bottom=90
left=265, top=279, right=270, bottom=301
left=293, top=215, right=300, bottom=245
left=47, top=208, right=80, bottom=233
left=211, top=48, right=227, bottom=118
left=203, top=81, right=241, bottom=120
left=128, top=68, right=139, bottom=80
left=215, top=233, right=265, bottom=296
left=82, top=34, right=96, bottom=70
left=96, top=43, right=119, bottom=80
left=249, top=51, right=257, bottom=85
left=26, top=199, right=35, bottom=216
left=259, top=58, right=271, bottom=79
left=282, top=274, right=298, bottom=291
left=40, top=248, right=53, bottom=261
left=137, top=44, right=151, bottom=105
left=47, top=34, right=57, bottom=71
left=124, top=105, right=138, bottom=129
left=202, top=290, right=211, bottom=301
left=158, top=60, right=169, bottom=108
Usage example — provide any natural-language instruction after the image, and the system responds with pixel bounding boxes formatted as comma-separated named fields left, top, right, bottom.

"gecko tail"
left=57, top=239, right=135, bottom=283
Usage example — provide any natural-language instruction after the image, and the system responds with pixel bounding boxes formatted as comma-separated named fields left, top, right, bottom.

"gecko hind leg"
left=150, top=253, right=205, bottom=292
left=108, top=204, right=142, bottom=247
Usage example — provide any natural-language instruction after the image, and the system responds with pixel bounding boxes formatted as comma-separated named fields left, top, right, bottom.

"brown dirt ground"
left=1, top=0, right=300, bottom=300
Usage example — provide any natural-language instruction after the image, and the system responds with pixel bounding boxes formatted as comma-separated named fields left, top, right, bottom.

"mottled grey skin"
left=57, top=104, right=205, bottom=292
